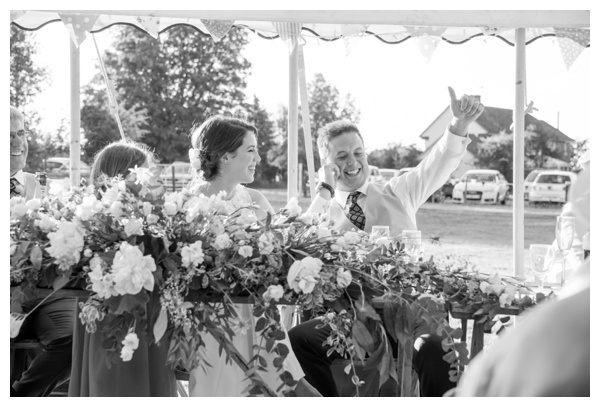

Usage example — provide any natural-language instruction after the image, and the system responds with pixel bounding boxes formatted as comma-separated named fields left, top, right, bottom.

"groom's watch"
left=316, top=182, right=335, bottom=198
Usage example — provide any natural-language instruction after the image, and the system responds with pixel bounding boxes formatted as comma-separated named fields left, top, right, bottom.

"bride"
left=186, top=115, right=320, bottom=397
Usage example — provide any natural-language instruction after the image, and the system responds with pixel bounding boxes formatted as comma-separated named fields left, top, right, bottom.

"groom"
left=288, top=87, right=484, bottom=396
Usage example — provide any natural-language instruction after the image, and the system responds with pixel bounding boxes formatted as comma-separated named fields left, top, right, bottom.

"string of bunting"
left=554, top=27, right=590, bottom=70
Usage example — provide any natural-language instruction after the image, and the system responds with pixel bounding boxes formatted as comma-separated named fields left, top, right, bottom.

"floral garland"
left=9, top=172, right=548, bottom=396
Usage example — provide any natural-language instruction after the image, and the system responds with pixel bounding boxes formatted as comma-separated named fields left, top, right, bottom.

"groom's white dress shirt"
left=308, top=128, right=471, bottom=237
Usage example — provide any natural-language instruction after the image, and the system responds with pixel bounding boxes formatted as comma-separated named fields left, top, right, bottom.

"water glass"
left=556, top=215, right=575, bottom=285
left=371, top=225, right=390, bottom=244
left=402, top=230, right=422, bottom=262
left=529, top=244, right=555, bottom=292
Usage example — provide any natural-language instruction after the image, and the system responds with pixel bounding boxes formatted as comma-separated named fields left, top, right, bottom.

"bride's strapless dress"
left=188, top=185, right=304, bottom=396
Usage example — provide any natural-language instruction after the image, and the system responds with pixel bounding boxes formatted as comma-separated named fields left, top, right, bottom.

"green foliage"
left=475, top=132, right=514, bottom=180
left=80, top=25, right=252, bottom=162
left=367, top=143, right=423, bottom=170
left=10, top=25, right=48, bottom=112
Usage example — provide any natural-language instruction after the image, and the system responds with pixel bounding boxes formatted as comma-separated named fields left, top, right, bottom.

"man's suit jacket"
left=308, top=129, right=470, bottom=237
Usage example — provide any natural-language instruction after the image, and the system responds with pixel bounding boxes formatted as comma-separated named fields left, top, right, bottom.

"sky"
left=21, top=8, right=591, bottom=156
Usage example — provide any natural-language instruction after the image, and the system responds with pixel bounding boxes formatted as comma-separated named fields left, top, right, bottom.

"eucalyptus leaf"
left=29, top=245, right=43, bottom=271
left=153, top=307, right=168, bottom=343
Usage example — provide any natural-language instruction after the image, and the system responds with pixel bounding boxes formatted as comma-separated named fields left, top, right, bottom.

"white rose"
left=35, top=213, right=59, bottom=232
left=164, top=201, right=178, bottom=216
left=214, top=233, right=232, bottom=250
left=284, top=198, right=302, bottom=217
left=142, top=201, right=153, bottom=216
left=238, top=245, right=254, bottom=258
left=25, top=198, right=41, bottom=211
left=343, top=231, right=361, bottom=245
left=299, top=212, right=314, bottom=225
left=262, top=285, right=284, bottom=301
left=76, top=195, right=103, bottom=221
left=111, top=242, right=156, bottom=295
left=336, top=267, right=353, bottom=288
left=46, top=220, right=85, bottom=270
left=316, top=227, right=332, bottom=239
left=287, top=257, right=323, bottom=294
left=109, top=201, right=123, bottom=217
left=146, top=213, right=160, bottom=225
left=235, top=208, right=258, bottom=225
left=181, top=241, right=205, bottom=268
left=10, top=198, right=27, bottom=219
left=123, top=217, right=144, bottom=237
left=258, top=234, right=275, bottom=255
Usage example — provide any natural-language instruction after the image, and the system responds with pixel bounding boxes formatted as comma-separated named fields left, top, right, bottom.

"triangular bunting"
left=340, top=24, right=369, bottom=38
left=136, top=14, right=161, bottom=39
left=10, top=11, right=26, bottom=22
left=273, top=22, right=303, bottom=53
left=59, top=13, right=99, bottom=47
left=554, top=27, right=590, bottom=47
left=556, top=36, right=586, bottom=70
left=411, top=36, right=441, bottom=63
left=201, top=19, right=234, bottom=41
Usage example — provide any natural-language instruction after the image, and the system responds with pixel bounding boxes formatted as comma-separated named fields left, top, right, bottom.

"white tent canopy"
left=10, top=10, right=591, bottom=279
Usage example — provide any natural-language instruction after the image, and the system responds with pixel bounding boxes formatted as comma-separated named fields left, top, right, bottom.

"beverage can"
left=35, top=171, right=48, bottom=196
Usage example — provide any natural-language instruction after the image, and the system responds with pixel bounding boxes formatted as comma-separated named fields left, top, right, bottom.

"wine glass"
left=402, top=230, right=422, bottom=262
left=371, top=225, right=390, bottom=244
left=556, top=215, right=575, bottom=285
left=529, top=244, right=555, bottom=292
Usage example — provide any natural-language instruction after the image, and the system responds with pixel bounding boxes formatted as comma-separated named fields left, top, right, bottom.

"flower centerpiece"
left=10, top=173, right=549, bottom=396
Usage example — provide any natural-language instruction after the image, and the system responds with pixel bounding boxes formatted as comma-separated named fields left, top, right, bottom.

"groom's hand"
left=319, top=162, right=340, bottom=189
left=448, top=86, right=485, bottom=136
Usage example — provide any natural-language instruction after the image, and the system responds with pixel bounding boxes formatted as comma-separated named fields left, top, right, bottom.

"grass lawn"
left=259, top=190, right=565, bottom=278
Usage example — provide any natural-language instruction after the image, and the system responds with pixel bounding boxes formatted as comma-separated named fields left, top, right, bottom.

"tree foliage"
left=80, top=25, right=252, bottom=163
left=474, top=132, right=514, bottom=181
left=367, top=144, right=423, bottom=170
left=268, top=73, right=361, bottom=180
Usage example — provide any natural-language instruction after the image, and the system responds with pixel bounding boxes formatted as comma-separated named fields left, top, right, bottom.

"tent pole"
left=513, top=28, right=526, bottom=278
left=69, top=40, right=81, bottom=188
left=287, top=44, right=299, bottom=201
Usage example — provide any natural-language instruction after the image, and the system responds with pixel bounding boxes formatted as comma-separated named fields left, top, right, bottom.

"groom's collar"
left=335, top=181, right=370, bottom=209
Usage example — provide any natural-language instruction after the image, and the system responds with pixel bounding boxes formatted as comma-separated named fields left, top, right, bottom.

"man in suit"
left=288, top=87, right=484, bottom=396
left=10, top=105, right=74, bottom=396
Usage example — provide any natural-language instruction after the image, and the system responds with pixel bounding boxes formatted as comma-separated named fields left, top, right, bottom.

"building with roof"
left=418, top=101, right=574, bottom=179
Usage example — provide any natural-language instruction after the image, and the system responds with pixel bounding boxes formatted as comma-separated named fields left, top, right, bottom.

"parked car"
left=161, top=161, right=194, bottom=191
left=368, top=165, right=383, bottom=183
left=452, top=169, right=509, bottom=204
left=524, top=169, right=542, bottom=201
left=45, top=157, right=91, bottom=180
left=528, top=170, right=577, bottom=204
left=379, top=168, right=401, bottom=182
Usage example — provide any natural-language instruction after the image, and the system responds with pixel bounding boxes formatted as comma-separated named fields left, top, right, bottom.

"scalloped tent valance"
left=11, top=10, right=590, bottom=46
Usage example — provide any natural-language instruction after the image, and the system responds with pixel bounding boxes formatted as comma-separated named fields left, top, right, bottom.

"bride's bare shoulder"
left=245, top=188, right=275, bottom=214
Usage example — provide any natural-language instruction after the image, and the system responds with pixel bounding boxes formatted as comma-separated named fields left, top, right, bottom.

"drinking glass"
left=529, top=244, right=555, bottom=292
left=555, top=215, right=575, bottom=285
left=402, top=230, right=422, bottom=262
left=371, top=225, right=390, bottom=243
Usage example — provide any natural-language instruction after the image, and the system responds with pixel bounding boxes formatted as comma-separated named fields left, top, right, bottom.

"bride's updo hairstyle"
left=90, top=139, right=154, bottom=186
left=190, top=115, right=257, bottom=181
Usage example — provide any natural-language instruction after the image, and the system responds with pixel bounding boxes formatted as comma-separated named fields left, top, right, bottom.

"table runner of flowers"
left=9, top=170, right=548, bottom=396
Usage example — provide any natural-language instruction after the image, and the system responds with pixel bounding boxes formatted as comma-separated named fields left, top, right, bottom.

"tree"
left=80, top=25, right=252, bottom=162
left=368, top=144, right=423, bottom=170
left=10, top=25, right=48, bottom=111
left=523, top=124, right=570, bottom=169
left=268, top=73, right=361, bottom=179
left=10, top=25, right=51, bottom=172
left=236, top=95, right=279, bottom=185
left=475, top=132, right=514, bottom=181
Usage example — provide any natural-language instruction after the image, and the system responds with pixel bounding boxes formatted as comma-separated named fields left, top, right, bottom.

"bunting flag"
left=10, top=11, right=26, bottom=22
left=406, top=26, right=445, bottom=63
left=554, top=28, right=590, bottom=70
left=201, top=19, right=234, bottom=41
left=136, top=14, right=161, bottom=39
left=59, top=13, right=99, bottom=47
left=341, top=24, right=368, bottom=56
left=273, top=22, right=303, bottom=53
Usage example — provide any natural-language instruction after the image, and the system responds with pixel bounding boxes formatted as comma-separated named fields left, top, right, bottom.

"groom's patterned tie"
left=347, top=191, right=366, bottom=231
left=10, top=178, right=23, bottom=198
